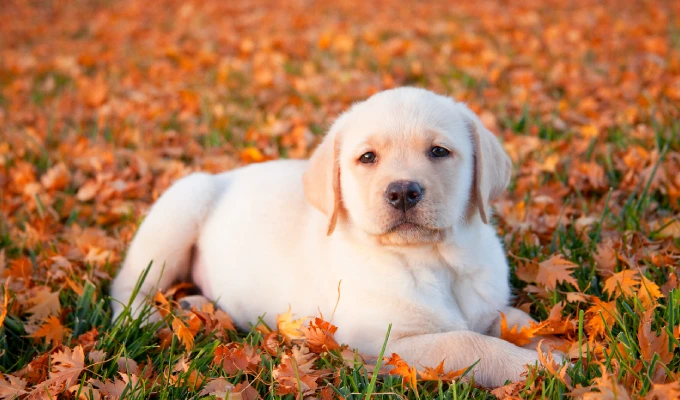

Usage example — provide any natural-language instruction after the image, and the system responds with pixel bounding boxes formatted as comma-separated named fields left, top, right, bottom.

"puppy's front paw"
left=179, top=294, right=211, bottom=310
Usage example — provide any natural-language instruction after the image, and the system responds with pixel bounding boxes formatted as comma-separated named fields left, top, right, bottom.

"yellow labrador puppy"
left=111, top=87, right=542, bottom=387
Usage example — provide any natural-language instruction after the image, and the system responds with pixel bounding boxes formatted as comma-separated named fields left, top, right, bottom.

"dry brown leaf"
left=0, top=374, right=29, bottom=399
left=30, top=345, right=85, bottom=397
left=638, top=308, right=672, bottom=370
left=25, top=286, right=61, bottom=320
left=645, top=381, right=680, bottom=400
left=91, top=373, right=138, bottom=399
left=582, top=366, right=631, bottom=400
left=199, top=377, right=234, bottom=398
left=214, top=309, right=236, bottom=331
left=593, top=243, right=618, bottom=276
left=536, top=255, right=578, bottom=290
left=272, top=347, right=321, bottom=396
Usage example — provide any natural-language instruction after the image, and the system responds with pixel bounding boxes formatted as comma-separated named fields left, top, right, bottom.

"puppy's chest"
left=408, top=259, right=507, bottom=333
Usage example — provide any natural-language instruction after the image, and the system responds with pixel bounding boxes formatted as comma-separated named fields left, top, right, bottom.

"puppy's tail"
left=110, top=172, right=221, bottom=321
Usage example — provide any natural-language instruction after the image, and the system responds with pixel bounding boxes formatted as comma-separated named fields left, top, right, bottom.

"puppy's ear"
left=462, top=107, right=512, bottom=224
left=303, top=118, right=343, bottom=235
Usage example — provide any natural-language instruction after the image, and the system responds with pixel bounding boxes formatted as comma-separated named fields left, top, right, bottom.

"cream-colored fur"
left=110, top=87, right=545, bottom=387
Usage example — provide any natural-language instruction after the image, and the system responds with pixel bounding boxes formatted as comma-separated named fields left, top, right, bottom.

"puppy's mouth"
left=388, top=221, right=427, bottom=232
left=377, top=219, right=445, bottom=246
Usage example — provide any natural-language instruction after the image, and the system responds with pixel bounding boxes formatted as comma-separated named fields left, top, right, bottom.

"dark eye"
left=359, top=152, right=377, bottom=164
left=431, top=146, right=450, bottom=158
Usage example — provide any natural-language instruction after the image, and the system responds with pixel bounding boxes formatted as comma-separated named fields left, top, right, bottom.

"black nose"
left=385, top=181, right=424, bottom=211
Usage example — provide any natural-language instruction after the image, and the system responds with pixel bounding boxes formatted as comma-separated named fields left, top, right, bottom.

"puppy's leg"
left=388, top=331, right=540, bottom=387
left=110, top=173, right=221, bottom=321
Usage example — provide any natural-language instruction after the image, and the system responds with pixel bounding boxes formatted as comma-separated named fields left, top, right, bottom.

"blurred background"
left=1, top=1, right=680, bottom=397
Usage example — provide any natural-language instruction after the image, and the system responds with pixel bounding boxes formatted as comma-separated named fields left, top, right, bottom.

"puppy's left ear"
left=303, top=116, right=344, bottom=235
left=460, top=106, right=512, bottom=224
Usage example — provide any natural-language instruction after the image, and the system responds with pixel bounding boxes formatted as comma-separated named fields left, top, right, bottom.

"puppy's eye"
left=430, top=146, right=450, bottom=158
left=359, top=152, right=377, bottom=164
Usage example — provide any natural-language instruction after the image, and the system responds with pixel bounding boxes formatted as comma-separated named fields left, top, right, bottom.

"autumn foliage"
left=1, top=0, right=680, bottom=399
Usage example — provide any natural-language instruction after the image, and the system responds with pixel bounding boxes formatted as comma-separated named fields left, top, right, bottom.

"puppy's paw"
left=179, top=294, right=211, bottom=311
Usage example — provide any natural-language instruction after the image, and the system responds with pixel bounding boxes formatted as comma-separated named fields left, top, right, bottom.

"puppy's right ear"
left=303, top=116, right=344, bottom=235
left=460, top=106, right=512, bottom=224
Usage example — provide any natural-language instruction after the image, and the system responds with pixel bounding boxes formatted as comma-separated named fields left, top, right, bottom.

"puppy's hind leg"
left=109, top=173, right=222, bottom=321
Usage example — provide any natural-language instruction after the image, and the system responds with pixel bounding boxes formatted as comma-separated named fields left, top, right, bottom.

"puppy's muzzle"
left=385, top=180, right=424, bottom=212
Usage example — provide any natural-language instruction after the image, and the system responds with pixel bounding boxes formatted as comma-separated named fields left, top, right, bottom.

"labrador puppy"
left=110, top=87, right=544, bottom=387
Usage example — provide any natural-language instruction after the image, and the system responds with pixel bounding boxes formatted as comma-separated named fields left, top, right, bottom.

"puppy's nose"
left=385, top=181, right=424, bottom=211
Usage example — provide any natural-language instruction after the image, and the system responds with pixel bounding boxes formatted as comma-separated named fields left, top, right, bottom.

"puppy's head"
left=303, top=87, right=511, bottom=246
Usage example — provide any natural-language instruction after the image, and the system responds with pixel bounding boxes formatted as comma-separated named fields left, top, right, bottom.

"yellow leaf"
left=638, top=275, right=663, bottom=310
left=276, top=307, right=308, bottom=344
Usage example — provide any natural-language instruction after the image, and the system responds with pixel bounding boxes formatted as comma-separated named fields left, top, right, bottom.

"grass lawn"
left=1, top=0, right=679, bottom=398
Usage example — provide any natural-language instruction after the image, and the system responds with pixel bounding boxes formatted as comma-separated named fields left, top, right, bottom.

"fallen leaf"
left=276, top=307, right=308, bottom=344
left=536, top=255, right=578, bottom=290
left=417, top=360, right=466, bottom=381
left=0, top=374, right=28, bottom=399
left=500, top=312, right=535, bottom=346
left=645, top=381, right=680, bottom=400
left=603, top=270, right=640, bottom=298
left=172, top=316, right=194, bottom=350
left=300, top=317, right=341, bottom=353
left=272, top=346, right=322, bottom=396
left=29, top=315, right=71, bottom=346
left=386, top=353, right=418, bottom=389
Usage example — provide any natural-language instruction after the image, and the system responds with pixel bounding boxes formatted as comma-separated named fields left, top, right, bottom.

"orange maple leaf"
left=603, top=270, right=640, bottom=298
left=300, top=317, right=341, bottom=353
left=386, top=353, right=418, bottom=389
left=213, top=343, right=260, bottom=375
left=531, top=302, right=575, bottom=336
left=0, top=279, right=8, bottom=331
left=417, top=360, right=466, bottom=381
left=585, top=299, right=618, bottom=339
left=30, top=315, right=71, bottom=347
left=171, top=316, right=194, bottom=350
left=499, top=312, right=535, bottom=347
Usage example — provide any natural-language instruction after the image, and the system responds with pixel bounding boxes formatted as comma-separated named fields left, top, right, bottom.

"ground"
left=1, top=0, right=679, bottom=399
